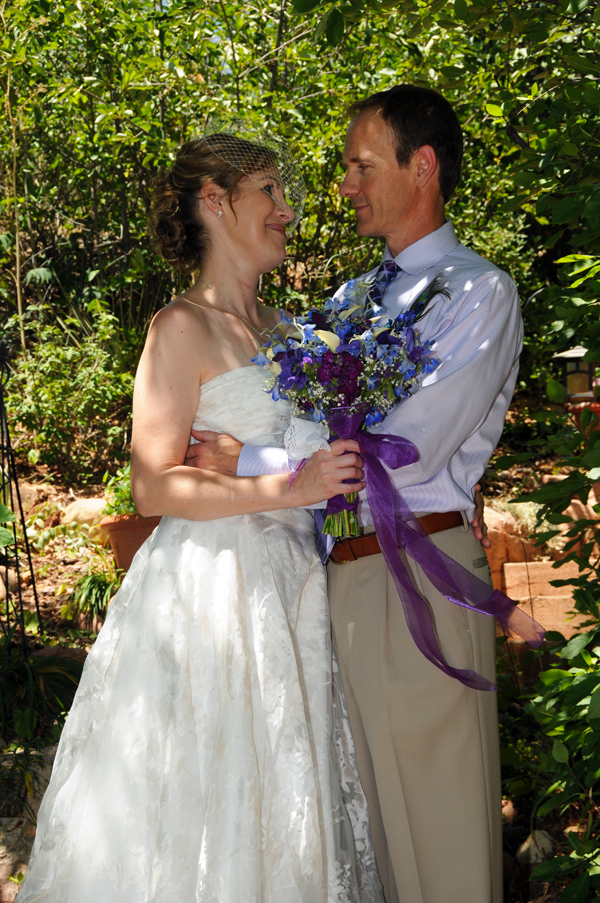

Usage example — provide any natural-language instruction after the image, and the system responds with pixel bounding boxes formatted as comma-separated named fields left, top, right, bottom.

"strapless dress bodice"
left=193, top=365, right=291, bottom=447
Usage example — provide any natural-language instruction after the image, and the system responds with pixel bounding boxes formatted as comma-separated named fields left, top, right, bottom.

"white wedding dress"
left=18, top=365, right=383, bottom=903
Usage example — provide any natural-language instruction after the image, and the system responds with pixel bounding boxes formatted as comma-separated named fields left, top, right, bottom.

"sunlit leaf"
left=0, top=526, right=15, bottom=547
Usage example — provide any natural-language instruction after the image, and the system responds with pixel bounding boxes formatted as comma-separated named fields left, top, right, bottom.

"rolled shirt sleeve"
left=237, top=444, right=291, bottom=477
left=357, top=268, right=523, bottom=522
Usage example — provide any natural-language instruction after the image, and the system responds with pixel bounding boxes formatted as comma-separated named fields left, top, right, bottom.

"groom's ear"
left=412, top=145, right=439, bottom=190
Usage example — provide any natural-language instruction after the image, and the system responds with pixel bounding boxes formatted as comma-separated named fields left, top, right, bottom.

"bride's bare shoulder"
left=149, top=297, right=211, bottom=338
left=140, top=299, right=212, bottom=369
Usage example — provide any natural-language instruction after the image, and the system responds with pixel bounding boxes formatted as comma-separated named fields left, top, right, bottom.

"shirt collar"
left=383, top=220, right=459, bottom=276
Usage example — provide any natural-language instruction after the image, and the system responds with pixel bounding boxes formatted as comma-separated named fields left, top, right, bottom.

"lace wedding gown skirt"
left=18, top=366, right=383, bottom=903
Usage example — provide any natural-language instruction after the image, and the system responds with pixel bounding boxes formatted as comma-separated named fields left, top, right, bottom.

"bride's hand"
left=287, top=439, right=364, bottom=507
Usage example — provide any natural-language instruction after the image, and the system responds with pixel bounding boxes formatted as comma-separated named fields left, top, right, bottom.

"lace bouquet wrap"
left=254, top=277, right=442, bottom=539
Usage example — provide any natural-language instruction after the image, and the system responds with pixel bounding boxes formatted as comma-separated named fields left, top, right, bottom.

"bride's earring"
left=217, top=210, right=223, bottom=218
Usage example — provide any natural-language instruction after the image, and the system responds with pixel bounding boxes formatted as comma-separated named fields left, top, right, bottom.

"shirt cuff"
left=237, top=444, right=292, bottom=477
left=237, top=445, right=327, bottom=510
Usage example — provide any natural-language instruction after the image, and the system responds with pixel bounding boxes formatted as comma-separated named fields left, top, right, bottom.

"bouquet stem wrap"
left=327, top=406, right=546, bottom=692
left=322, top=406, right=369, bottom=538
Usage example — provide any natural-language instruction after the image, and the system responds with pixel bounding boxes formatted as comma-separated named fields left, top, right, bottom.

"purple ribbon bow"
left=326, top=406, right=545, bottom=692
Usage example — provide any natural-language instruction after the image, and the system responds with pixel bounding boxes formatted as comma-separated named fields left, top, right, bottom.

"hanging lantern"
left=552, top=346, right=597, bottom=402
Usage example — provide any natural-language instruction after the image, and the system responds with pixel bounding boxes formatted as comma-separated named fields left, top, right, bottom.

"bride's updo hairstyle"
left=151, top=134, right=279, bottom=270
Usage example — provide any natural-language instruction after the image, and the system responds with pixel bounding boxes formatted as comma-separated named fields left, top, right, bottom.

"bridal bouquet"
left=255, top=275, right=545, bottom=691
left=254, top=275, right=446, bottom=538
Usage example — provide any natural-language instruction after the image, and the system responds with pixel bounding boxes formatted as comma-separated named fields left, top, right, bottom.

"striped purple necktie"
left=314, top=259, right=402, bottom=565
left=365, top=259, right=402, bottom=315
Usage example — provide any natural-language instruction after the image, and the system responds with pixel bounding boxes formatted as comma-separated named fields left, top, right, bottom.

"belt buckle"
left=329, top=537, right=352, bottom=565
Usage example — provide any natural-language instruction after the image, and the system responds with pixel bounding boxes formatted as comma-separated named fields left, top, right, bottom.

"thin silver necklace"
left=183, top=279, right=267, bottom=343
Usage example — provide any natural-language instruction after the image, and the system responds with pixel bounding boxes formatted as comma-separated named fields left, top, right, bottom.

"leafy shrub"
left=7, top=311, right=135, bottom=482
left=0, top=744, right=46, bottom=820
left=526, top=627, right=600, bottom=899
left=0, top=629, right=83, bottom=753
left=62, top=549, right=123, bottom=630
left=0, top=630, right=83, bottom=817
left=103, top=461, right=137, bottom=516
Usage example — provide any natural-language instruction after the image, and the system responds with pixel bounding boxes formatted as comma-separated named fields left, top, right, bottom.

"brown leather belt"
left=329, top=511, right=464, bottom=564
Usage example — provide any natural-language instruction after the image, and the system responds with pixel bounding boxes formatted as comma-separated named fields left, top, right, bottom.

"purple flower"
left=308, top=310, right=329, bottom=331
left=317, top=350, right=363, bottom=405
left=275, top=349, right=308, bottom=390
left=376, top=330, right=402, bottom=347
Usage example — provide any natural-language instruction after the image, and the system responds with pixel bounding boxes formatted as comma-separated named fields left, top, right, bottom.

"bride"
left=17, top=126, right=384, bottom=902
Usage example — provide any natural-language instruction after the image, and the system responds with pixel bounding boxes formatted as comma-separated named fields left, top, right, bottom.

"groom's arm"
left=373, top=269, right=523, bottom=491
left=184, top=432, right=291, bottom=475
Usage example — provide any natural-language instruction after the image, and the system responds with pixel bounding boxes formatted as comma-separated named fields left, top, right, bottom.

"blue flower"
left=404, top=328, right=415, bottom=356
left=365, top=410, right=384, bottom=427
left=421, top=357, right=439, bottom=375
left=252, top=351, right=270, bottom=367
left=336, top=339, right=362, bottom=356
left=399, top=360, right=416, bottom=378
left=335, top=322, right=353, bottom=340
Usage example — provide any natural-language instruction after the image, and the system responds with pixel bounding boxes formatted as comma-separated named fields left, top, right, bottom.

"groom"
left=186, top=85, right=522, bottom=903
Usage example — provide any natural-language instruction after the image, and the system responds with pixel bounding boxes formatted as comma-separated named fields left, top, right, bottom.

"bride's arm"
left=131, top=305, right=363, bottom=521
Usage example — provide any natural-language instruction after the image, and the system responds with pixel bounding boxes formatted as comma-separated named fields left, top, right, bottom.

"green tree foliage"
left=7, top=311, right=134, bottom=479
left=1, top=0, right=537, bottom=333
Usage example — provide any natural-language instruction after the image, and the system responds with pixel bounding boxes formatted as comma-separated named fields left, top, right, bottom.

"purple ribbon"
left=327, top=406, right=546, bottom=692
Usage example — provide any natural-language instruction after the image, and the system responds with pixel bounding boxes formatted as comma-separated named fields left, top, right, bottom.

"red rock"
left=515, top=596, right=585, bottom=639
left=503, top=561, right=579, bottom=601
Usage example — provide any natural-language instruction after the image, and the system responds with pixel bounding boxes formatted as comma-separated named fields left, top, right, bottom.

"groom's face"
left=340, top=109, right=419, bottom=241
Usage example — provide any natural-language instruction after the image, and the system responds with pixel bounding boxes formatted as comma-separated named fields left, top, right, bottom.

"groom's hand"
left=185, top=429, right=243, bottom=476
left=471, top=483, right=491, bottom=549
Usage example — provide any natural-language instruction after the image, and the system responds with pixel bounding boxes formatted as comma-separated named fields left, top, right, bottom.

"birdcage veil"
left=202, top=117, right=306, bottom=233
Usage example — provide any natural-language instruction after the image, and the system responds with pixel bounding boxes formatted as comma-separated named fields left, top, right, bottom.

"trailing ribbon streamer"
left=326, top=405, right=546, bottom=692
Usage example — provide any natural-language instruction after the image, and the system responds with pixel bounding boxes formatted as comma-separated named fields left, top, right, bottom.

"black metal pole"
left=0, top=338, right=43, bottom=653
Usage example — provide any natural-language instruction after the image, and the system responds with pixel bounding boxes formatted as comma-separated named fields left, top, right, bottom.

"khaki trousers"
left=328, top=523, right=502, bottom=903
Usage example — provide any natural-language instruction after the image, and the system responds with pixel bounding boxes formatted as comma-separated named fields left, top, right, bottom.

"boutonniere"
left=406, top=273, right=451, bottom=322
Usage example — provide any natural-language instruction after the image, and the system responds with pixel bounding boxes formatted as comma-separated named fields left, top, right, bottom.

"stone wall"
left=485, top=488, right=598, bottom=639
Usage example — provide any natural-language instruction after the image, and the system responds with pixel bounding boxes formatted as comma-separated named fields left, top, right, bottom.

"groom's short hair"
left=349, top=85, right=463, bottom=203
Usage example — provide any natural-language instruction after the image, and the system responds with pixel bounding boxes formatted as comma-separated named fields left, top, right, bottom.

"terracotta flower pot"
left=99, top=515, right=161, bottom=573
left=567, top=401, right=600, bottom=432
